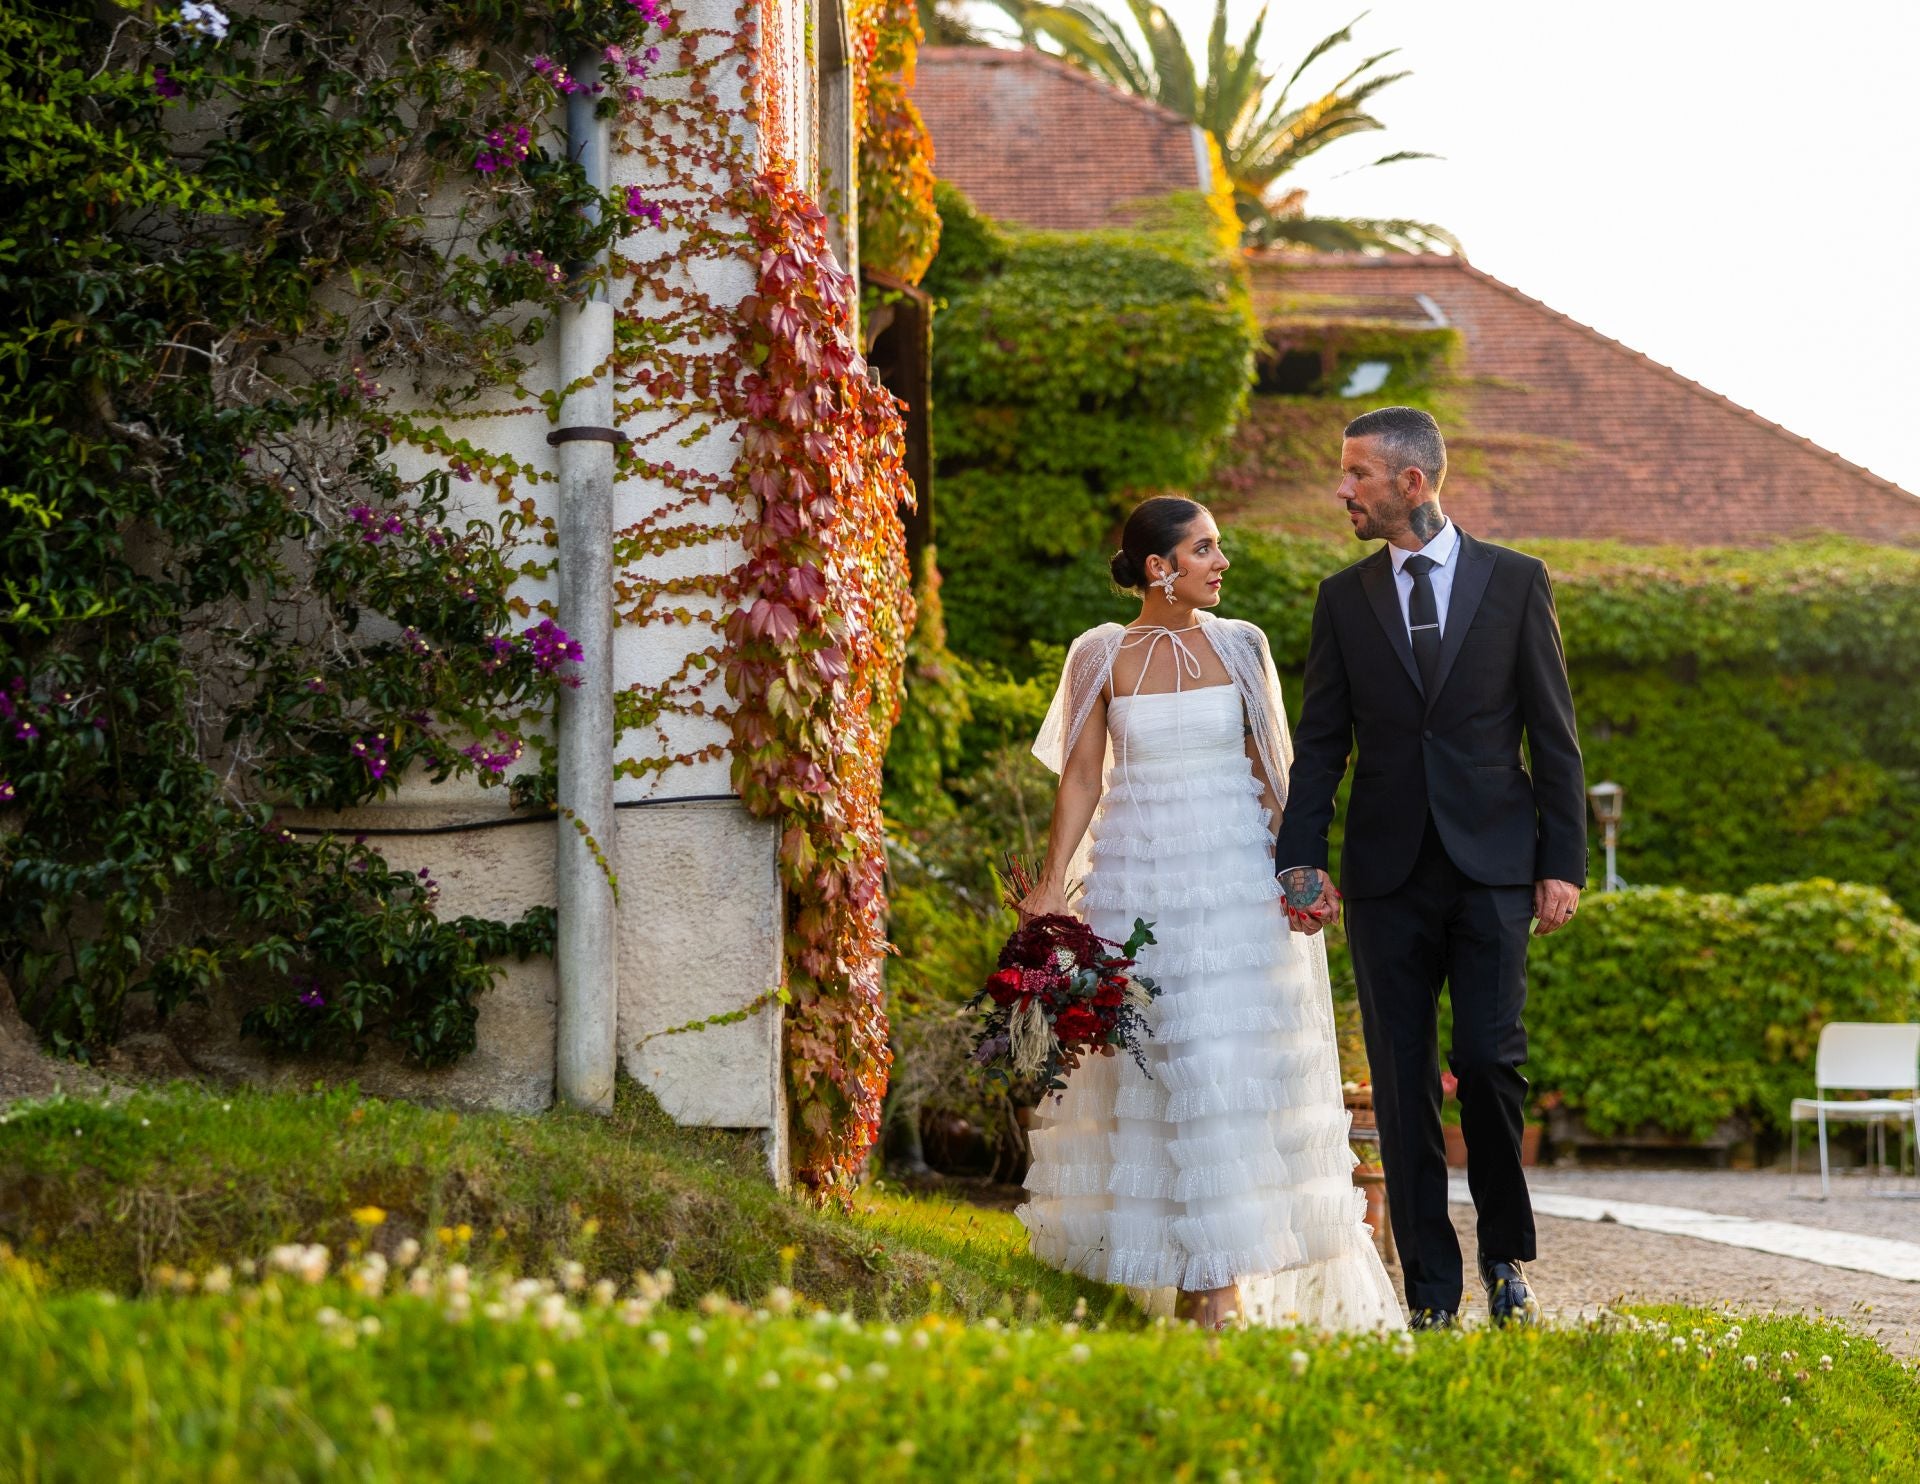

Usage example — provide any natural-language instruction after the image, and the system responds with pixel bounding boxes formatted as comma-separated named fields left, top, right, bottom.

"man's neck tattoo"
left=1408, top=502, right=1446, bottom=543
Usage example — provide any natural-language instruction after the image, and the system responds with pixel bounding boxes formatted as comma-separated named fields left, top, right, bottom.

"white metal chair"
left=1790, top=1022, right=1920, bottom=1198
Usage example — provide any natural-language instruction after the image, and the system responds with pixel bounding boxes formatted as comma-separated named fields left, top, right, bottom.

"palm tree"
left=985, top=1, right=1458, bottom=252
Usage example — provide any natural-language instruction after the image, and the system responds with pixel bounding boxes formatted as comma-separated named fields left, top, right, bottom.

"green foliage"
left=928, top=185, right=1258, bottom=664
left=4, top=1247, right=1916, bottom=1482
left=1528, top=881, right=1920, bottom=1139
left=0, top=3, right=645, bottom=1063
left=0, top=1078, right=1113, bottom=1320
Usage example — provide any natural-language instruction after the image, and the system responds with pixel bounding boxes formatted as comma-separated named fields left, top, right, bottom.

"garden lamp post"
left=1588, top=781, right=1624, bottom=891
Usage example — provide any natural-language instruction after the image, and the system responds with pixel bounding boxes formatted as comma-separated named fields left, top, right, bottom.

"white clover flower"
left=592, top=1279, right=618, bottom=1307
left=1743, top=1355, right=1759, bottom=1371
left=1289, top=1350, right=1310, bottom=1376
left=559, top=1261, right=585, bottom=1293
left=865, top=1362, right=889, bottom=1381
left=687, top=1326, right=707, bottom=1347
left=408, top=1268, right=434, bottom=1298
left=1818, top=1355, right=1834, bottom=1372
left=445, top=1292, right=472, bottom=1322
left=699, top=1292, right=731, bottom=1316
left=758, top=1370, right=781, bottom=1390
left=880, top=1327, right=901, bottom=1346
left=910, top=1329, right=930, bottom=1350
left=537, top=1294, right=569, bottom=1330
left=563, top=1392, right=583, bottom=1409
left=648, top=1330, right=671, bottom=1356
left=201, top=1265, right=233, bottom=1295
left=981, top=1317, right=1002, bottom=1332
left=766, top=1286, right=795, bottom=1316
left=1072, top=1297, right=1088, bottom=1320
left=394, top=1239, right=421, bottom=1269
left=446, top=1264, right=470, bottom=1295
left=359, top=1316, right=382, bottom=1337
left=179, top=2, right=230, bottom=40
left=1069, top=1343, right=1092, bottom=1363
left=816, top=1371, right=839, bottom=1391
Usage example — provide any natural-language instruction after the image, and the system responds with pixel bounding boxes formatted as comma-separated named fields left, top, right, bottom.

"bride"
left=1015, top=496, right=1405, bottom=1332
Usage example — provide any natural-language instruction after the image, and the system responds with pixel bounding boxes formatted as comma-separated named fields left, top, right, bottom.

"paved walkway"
left=1439, top=1168, right=1920, bottom=1358
left=1451, top=1174, right=1920, bottom=1281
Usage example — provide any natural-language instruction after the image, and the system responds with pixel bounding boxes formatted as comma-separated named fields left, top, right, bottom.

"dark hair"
left=1343, top=405, right=1447, bottom=493
left=1109, top=496, right=1206, bottom=591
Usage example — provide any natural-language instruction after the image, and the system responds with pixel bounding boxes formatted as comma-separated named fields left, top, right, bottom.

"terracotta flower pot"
left=1443, top=1122, right=1468, bottom=1169
left=1521, top=1122, right=1543, bottom=1168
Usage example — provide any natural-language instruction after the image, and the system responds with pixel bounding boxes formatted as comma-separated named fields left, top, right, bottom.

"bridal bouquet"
left=969, top=856, right=1161, bottom=1096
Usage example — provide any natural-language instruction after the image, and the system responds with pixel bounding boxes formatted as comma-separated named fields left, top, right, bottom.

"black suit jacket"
left=1273, top=530, right=1587, bottom=899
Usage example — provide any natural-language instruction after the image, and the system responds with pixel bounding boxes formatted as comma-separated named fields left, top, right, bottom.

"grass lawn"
left=3, top=1081, right=1918, bottom=1481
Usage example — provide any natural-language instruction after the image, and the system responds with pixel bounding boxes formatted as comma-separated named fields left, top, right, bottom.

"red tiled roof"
left=1241, top=254, right=1920, bottom=546
left=915, top=47, right=1212, bottom=231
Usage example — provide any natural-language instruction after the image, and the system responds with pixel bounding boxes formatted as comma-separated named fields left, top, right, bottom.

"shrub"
left=1527, top=880, right=1920, bottom=1139
left=927, top=184, right=1259, bottom=665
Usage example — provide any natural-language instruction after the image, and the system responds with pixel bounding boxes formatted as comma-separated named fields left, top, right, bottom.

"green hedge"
left=1527, top=881, right=1920, bottom=1139
left=927, top=184, right=1258, bottom=664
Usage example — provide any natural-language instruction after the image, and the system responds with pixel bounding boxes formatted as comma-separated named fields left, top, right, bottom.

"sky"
left=978, top=0, right=1920, bottom=493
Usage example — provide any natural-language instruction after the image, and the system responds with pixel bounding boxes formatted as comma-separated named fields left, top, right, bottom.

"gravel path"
left=1433, top=1169, right=1920, bottom=1359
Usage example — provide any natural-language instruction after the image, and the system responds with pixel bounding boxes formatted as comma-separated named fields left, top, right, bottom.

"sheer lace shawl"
left=1032, top=615, right=1295, bottom=888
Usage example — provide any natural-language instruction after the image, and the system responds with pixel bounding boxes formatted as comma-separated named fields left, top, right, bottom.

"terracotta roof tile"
left=915, top=47, right=1211, bottom=231
left=1242, top=254, right=1920, bottom=546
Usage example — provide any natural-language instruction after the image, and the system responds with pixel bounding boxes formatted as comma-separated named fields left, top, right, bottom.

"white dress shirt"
left=1388, top=518, right=1460, bottom=639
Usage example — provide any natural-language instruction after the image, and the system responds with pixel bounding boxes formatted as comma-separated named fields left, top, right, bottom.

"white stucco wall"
left=211, top=2, right=855, bottom=1188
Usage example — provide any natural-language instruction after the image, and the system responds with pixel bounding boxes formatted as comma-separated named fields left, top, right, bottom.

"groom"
left=1274, top=406, right=1585, bottom=1329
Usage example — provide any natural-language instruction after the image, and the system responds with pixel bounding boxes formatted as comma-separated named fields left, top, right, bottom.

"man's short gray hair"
left=1344, top=406, right=1447, bottom=494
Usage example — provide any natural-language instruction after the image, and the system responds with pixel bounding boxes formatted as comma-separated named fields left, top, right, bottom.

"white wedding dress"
left=1018, top=619, right=1406, bottom=1331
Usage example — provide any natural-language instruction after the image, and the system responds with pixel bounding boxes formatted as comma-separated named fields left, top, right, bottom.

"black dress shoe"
left=1478, top=1252, right=1540, bottom=1327
left=1408, top=1307, right=1458, bottom=1331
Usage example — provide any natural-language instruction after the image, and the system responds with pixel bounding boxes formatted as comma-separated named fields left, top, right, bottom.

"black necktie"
left=1404, top=553, right=1442, bottom=695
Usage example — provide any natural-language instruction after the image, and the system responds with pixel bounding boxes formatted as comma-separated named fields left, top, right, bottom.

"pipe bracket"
left=547, top=426, right=630, bottom=446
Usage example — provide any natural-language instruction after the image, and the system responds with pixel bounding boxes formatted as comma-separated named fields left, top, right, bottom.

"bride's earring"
left=1156, top=567, right=1181, bottom=602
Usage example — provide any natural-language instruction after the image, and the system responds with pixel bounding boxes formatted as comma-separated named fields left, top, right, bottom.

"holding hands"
left=1278, top=866, right=1341, bottom=936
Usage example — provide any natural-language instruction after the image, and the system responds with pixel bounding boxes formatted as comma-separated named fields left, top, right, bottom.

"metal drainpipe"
left=552, top=50, right=619, bottom=1114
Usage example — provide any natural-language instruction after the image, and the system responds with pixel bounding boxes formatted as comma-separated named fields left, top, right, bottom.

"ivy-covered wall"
left=924, top=184, right=1260, bottom=665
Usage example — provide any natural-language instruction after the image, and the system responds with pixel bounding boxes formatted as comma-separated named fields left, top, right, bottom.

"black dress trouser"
left=1344, top=814, right=1537, bottom=1314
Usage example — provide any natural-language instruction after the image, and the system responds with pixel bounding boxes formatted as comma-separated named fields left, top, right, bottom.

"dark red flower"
left=1093, top=978, right=1125, bottom=1008
left=985, top=967, right=1022, bottom=1006
left=1054, top=1004, right=1103, bottom=1047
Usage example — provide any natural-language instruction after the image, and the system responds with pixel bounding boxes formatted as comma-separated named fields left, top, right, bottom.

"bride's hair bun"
left=1110, top=496, right=1206, bottom=593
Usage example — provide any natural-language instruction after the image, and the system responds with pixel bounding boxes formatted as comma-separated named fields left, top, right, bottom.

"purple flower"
left=474, top=123, right=533, bottom=174
left=625, top=0, right=673, bottom=31
left=153, top=66, right=183, bottom=100
left=402, top=627, right=432, bottom=659
left=531, top=55, right=585, bottom=95
left=304, top=675, right=326, bottom=694
left=522, top=620, right=584, bottom=684
left=348, top=505, right=406, bottom=544
left=349, top=733, right=390, bottom=781
left=13, top=722, right=38, bottom=742
left=0, top=780, right=15, bottom=804
left=478, top=634, right=516, bottom=675
left=461, top=731, right=523, bottom=776
left=625, top=189, right=664, bottom=228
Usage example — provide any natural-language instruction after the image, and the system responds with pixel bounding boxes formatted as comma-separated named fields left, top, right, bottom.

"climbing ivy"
left=924, top=183, right=1260, bottom=666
